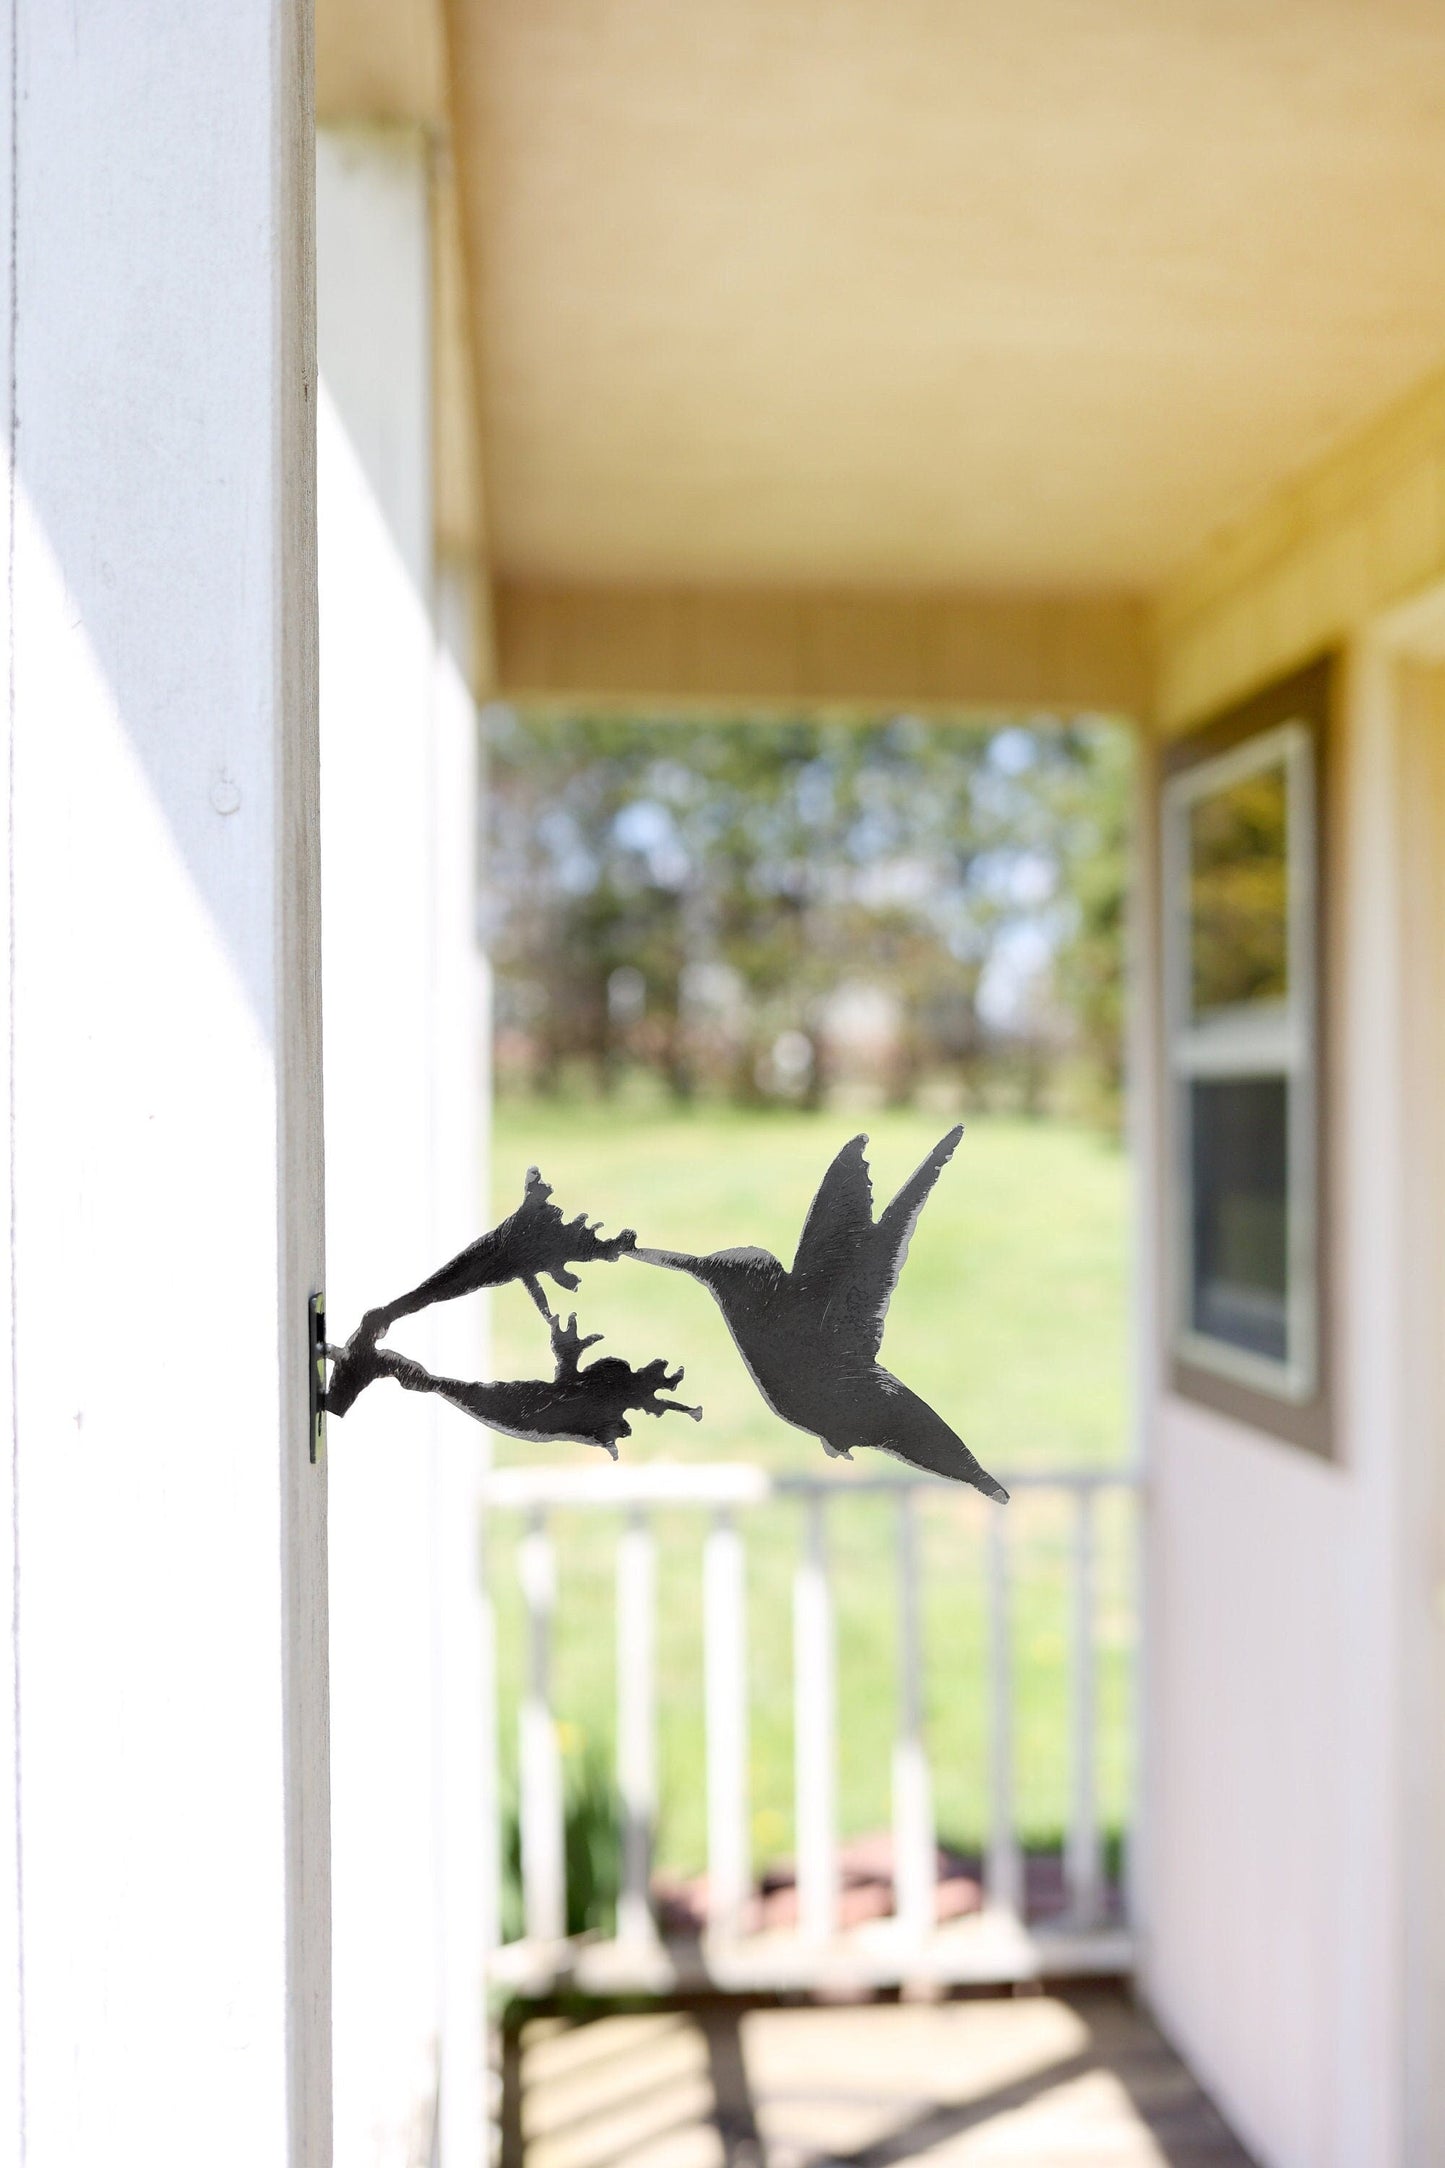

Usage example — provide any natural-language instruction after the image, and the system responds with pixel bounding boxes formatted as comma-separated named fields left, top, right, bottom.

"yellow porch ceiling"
left=449, top=0, right=1445, bottom=593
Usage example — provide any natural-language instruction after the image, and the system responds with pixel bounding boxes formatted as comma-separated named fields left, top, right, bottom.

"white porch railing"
left=482, top=1463, right=1138, bottom=1998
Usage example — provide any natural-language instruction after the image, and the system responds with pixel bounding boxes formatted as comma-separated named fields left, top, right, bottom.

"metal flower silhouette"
left=321, top=1167, right=699, bottom=1453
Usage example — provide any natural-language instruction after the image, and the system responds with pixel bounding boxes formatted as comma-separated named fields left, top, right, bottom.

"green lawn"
left=485, top=1096, right=1135, bottom=1882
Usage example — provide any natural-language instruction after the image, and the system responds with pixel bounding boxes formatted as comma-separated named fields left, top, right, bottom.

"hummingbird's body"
left=633, top=1128, right=1008, bottom=1501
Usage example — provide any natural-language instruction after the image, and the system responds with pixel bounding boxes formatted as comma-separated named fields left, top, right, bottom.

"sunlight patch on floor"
left=513, top=1990, right=1250, bottom=2166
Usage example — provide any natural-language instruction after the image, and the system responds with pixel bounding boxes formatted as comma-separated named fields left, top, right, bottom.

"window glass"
left=1187, top=759, right=1289, bottom=1019
left=1187, top=1076, right=1289, bottom=1364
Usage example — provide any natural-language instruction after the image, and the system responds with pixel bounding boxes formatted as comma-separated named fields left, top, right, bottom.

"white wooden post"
left=892, top=1491, right=936, bottom=1942
left=431, top=563, right=489, bottom=2167
left=1066, top=1487, right=1103, bottom=1924
left=794, top=1497, right=839, bottom=1942
left=616, top=1513, right=659, bottom=1944
left=704, top=1512, right=751, bottom=1939
left=0, top=6, right=327, bottom=2162
left=519, top=1514, right=566, bottom=1943
left=986, top=1510, right=1023, bottom=1916
left=318, top=125, right=459, bottom=2166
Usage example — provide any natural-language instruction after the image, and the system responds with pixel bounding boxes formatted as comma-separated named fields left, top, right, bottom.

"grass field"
left=485, top=1095, right=1135, bottom=1885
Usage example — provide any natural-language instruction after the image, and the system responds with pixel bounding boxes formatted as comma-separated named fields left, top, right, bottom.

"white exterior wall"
left=319, top=131, right=488, bottom=2168
left=1144, top=1411, right=1397, bottom=2165
left=1144, top=604, right=1445, bottom=2162
left=1, top=6, right=329, bottom=2166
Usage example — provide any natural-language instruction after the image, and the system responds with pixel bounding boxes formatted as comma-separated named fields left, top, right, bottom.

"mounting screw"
left=308, top=1290, right=327, bottom=1465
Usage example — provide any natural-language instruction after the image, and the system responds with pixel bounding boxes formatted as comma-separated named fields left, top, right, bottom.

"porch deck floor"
left=507, top=1987, right=1254, bottom=2167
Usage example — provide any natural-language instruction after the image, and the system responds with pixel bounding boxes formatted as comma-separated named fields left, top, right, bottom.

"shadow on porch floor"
left=502, top=1985, right=1254, bottom=2167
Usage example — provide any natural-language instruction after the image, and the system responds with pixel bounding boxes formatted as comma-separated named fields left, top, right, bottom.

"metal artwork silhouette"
left=319, top=1128, right=1006, bottom=1499
left=633, top=1127, right=1007, bottom=1501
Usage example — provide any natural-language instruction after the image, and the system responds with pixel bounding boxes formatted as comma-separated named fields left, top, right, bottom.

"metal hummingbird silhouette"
left=319, top=1129, right=1005, bottom=1499
left=632, top=1127, right=1008, bottom=1502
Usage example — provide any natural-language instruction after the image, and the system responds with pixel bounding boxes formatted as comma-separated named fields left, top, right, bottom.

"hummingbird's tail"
left=866, top=1377, right=1010, bottom=1502
left=965, top=1462, right=1010, bottom=1505
left=891, top=1436, right=1009, bottom=1504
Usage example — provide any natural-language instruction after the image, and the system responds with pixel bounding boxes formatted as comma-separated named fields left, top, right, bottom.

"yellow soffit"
left=450, top=0, right=1445, bottom=595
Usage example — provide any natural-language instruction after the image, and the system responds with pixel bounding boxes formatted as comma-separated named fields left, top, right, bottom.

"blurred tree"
left=482, top=708, right=1133, bottom=1118
left=1047, top=720, right=1135, bottom=1123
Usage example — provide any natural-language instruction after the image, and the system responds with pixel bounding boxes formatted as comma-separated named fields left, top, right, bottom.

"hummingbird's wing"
left=790, top=1134, right=876, bottom=1283
left=875, top=1125, right=964, bottom=1279
left=797, top=1127, right=964, bottom=1358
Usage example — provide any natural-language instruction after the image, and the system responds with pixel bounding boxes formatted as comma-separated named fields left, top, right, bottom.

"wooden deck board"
left=509, top=1989, right=1254, bottom=2167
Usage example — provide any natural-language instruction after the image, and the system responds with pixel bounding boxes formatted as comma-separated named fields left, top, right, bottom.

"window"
left=1161, top=662, right=1330, bottom=1449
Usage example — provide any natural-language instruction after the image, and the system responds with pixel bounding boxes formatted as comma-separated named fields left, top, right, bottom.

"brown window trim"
left=1159, top=654, right=1335, bottom=1459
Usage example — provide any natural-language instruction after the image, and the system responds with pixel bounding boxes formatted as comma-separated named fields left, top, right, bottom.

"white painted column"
left=2, top=7, right=327, bottom=2167
left=318, top=127, right=450, bottom=2168
left=320, top=133, right=490, bottom=2168
left=431, top=563, right=490, bottom=2168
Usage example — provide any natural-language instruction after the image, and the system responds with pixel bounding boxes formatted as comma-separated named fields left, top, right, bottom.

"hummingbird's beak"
left=629, top=1245, right=704, bottom=1274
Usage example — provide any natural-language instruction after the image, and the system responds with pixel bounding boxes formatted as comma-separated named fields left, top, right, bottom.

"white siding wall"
left=1, top=5, right=328, bottom=2163
left=1144, top=608, right=1445, bottom=2164
left=1145, top=1403, right=1397, bottom=2164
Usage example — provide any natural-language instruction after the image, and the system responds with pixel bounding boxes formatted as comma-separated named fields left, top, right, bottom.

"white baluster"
left=518, top=1512, right=565, bottom=1943
left=892, top=1489, right=936, bottom=1943
left=616, top=1511, right=657, bottom=1944
left=479, top=1518, right=502, bottom=1955
left=704, top=1511, right=750, bottom=1940
left=985, top=1507, right=1022, bottom=1916
left=477, top=1519, right=503, bottom=2163
left=1066, top=1487, right=1103, bottom=1924
left=794, top=1495, right=838, bottom=1942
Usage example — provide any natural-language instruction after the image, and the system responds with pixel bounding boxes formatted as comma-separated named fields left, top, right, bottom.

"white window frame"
left=1161, top=720, right=1318, bottom=1402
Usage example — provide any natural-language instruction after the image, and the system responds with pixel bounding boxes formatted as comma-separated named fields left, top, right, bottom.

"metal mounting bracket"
left=308, top=1290, right=327, bottom=1464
